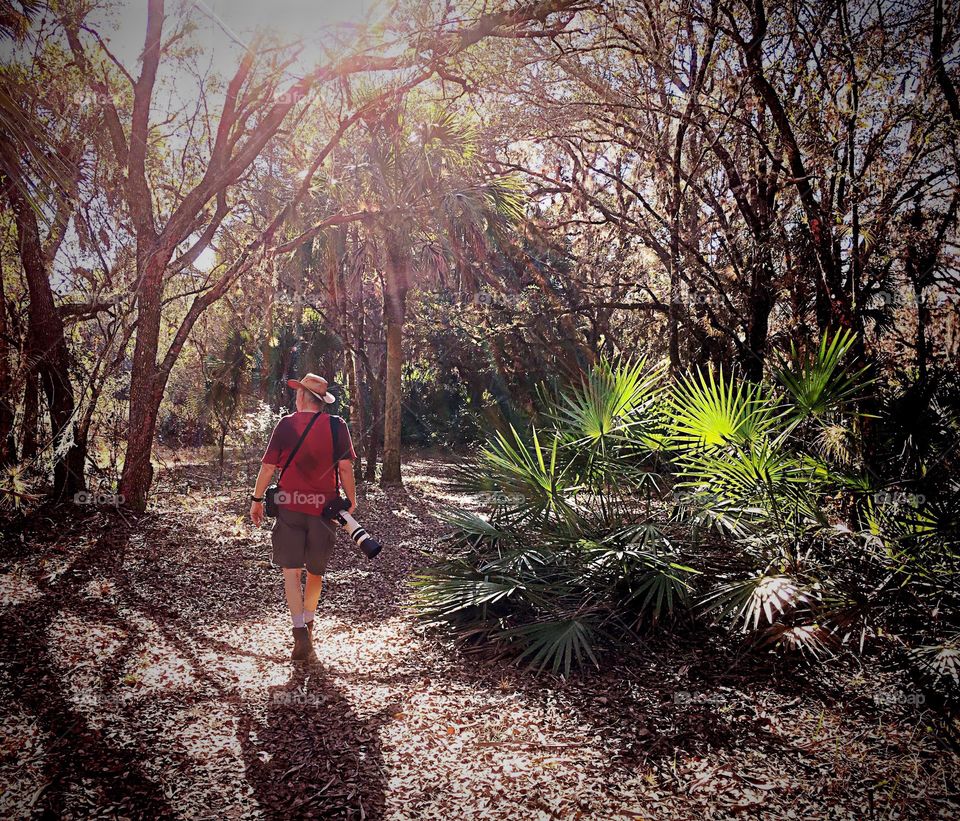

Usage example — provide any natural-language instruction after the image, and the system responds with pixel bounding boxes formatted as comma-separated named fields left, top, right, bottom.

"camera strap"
left=279, top=410, right=323, bottom=480
left=330, top=415, right=343, bottom=497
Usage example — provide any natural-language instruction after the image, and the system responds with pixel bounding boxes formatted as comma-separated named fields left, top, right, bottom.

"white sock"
left=303, top=609, right=315, bottom=624
left=292, top=612, right=305, bottom=628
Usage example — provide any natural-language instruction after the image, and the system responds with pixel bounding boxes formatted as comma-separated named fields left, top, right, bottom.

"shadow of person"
left=238, top=661, right=392, bottom=819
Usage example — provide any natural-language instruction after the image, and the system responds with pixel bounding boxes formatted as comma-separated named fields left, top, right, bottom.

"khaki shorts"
left=271, top=507, right=337, bottom=575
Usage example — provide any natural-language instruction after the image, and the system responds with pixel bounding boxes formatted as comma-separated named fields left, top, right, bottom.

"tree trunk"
left=260, top=287, right=275, bottom=401
left=69, top=424, right=89, bottom=490
left=347, top=349, right=365, bottom=482
left=365, top=345, right=386, bottom=483
left=218, top=427, right=227, bottom=471
left=3, top=164, right=85, bottom=499
left=324, top=227, right=345, bottom=380
left=364, top=419, right=379, bottom=483
left=120, top=374, right=164, bottom=511
left=904, top=199, right=939, bottom=391
left=741, top=253, right=776, bottom=382
left=119, top=252, right=167, bottom=511
left=915, top=287, right=929, bottom=389
left=19, top=373, right=38, bottom=463
left=740, top=3, right=855, bottom=338
left=379, top=229, right=408, bottom=486
left=668, top=262, right=682, bottom=376
left=668, top=135, right=684, bottom=377
left=349, top=270, right=367, bottom=482
left=381, top=314, right=403, bottom=484
left=0, top=272, right=14, bottom=464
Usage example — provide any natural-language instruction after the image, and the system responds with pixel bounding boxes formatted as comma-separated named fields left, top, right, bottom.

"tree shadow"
left=99, top=510, right=391, bottom=817
left=0, top=505, right=392, bottom=818
left=413, top=623, right=909, bottom=778
left=0, top=509, right=181, bottom=818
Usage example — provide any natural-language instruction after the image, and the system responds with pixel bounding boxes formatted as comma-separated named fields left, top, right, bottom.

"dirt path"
left=0, top=454, right=956, bottom=819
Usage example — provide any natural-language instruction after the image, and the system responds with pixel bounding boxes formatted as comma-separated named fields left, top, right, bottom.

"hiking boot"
left=291, top=627, right=311, bottom=662
left=304, top=620, right=318, bottom=662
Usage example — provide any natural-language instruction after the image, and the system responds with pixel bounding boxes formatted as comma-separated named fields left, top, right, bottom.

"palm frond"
left=579, top=532, right=696, bottom=623
left=418, top=107, right=479, bottom=163
left=460, top=424, right=578, bottom=524
left=772, top=330, right=872, bottom=420
left=814, top=422, right=857, bottom=466
left=483, top=175, right=526, bottom=223
left=498, top=617, right=600, bottom=675
left=755, top=623, right=838, bottom=660
left=0, top=1, right=40, bottom=42
left=438, top=508, right=512, bottom=548
left=623, top=563, right=694, bottom=623
left=550, top=357, right=667, bottom=449
left=669, top=368, right=781, bottom=451
left=410, top=570, right=526, bottom=620
left=675, top=439, right=826, bottom=531
left=699, top=574, right=811, bottom=632
left=479, top=546, right=554, bottom=575
left=910, top=637, right=960, bottom=685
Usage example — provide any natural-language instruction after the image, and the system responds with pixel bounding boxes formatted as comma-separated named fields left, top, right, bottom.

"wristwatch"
left=251, top=495, right=264, bottom=503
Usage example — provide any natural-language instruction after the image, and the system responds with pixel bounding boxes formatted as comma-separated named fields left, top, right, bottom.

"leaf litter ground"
left=0, top=451, right=957, bottom=819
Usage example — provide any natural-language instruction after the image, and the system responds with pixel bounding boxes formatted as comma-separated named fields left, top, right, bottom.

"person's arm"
left=250, top=463, right=277, bottom=526
left=253, top=417, right=289, bottom=525
left=331, top=416, right=358, bottom=514
left=338, top=460, right=356, bottom=514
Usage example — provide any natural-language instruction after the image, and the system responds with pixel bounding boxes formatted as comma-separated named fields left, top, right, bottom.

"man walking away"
left=249, top=373, right=356, bottom=662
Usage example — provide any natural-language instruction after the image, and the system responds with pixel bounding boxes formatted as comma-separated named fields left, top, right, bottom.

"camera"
left=322, top=496, right=382, bottom=559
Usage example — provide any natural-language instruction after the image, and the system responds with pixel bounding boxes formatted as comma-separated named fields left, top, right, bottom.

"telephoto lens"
left=322, top=497, right=382, bottom=559
left=336, top=510, right=382, bottom=559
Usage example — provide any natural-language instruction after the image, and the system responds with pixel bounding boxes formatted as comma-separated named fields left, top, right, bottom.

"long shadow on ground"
left=238, top=663, right=392, bottom=819
left=0, top=510, right=180, bottom=818
left=0, top=505, right=389, bottom=819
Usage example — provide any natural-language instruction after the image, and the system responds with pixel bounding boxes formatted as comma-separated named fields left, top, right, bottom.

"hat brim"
left=286, top=379, right=336, bottom=404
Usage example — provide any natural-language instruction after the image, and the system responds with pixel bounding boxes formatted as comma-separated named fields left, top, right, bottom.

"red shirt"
left=261, top=412, right=356, bottom=515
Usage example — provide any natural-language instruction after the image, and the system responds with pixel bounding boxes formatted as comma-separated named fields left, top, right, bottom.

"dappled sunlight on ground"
left=146, top=702, right=250, bottom=816
left=401, top=455, right=490, bottom=511
left=116, top=614, right=200, bottom=693
left=0, top=452, right=956, bottom=818
left=48, top=615, right=127, bottom=725
left=376, top=678, right=614, bottom=818
left=0, top=571, right=43, bottom=607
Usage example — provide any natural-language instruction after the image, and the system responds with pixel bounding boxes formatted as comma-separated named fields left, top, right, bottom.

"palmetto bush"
left=412, top=335, right=959, bottom=686
left=411, top=359, right=696, bottom=674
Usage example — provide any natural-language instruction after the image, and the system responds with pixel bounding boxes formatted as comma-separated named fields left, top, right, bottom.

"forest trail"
left=0, top=454, right=955, bottom=820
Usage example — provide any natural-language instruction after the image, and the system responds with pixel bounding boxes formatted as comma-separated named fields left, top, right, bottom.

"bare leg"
left=283, top=568, right=304, bottom=625
left=304, top=572, right=323, bottom=613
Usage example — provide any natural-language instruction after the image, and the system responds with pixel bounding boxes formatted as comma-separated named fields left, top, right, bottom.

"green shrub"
left=413, top=335, right=960, bottom=688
